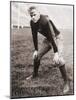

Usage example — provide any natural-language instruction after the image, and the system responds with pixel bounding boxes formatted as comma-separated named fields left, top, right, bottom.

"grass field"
left=10, top=27, right=74, bottom=98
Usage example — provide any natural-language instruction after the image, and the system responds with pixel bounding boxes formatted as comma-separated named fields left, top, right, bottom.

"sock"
left=59, top=64, right=68, bottom=82
left=33, top=58, right=40, bottom=77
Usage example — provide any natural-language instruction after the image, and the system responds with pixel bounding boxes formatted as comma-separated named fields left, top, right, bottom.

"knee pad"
left=53, top=57, right=65, bottom=67
left=59, top=57, right=65, bottom=67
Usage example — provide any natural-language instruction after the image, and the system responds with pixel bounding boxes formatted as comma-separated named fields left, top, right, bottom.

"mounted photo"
left=10, top=1, right=74, bottom=99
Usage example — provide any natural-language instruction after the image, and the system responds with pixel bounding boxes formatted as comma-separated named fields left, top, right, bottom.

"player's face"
left=30, top=9, right=40, bottom=23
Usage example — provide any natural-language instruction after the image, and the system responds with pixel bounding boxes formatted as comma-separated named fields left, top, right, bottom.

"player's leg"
left=59, top=64, right=70, bottom=94
left=56, top=34, right=70, bottom=94
left=26, top=38, right=51, bottom=80
left=32, top=38, right=52, bottom=78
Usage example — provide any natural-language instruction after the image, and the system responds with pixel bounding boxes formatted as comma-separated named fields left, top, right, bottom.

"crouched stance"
left=26, top=6, right=70, bottom=94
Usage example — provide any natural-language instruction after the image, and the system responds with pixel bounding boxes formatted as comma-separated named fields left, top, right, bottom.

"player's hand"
left=53, top=52, right=59, bottom=64
left=33, top=50, right=38, bottom=60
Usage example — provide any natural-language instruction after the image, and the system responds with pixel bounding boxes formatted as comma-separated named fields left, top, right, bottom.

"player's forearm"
left=33, top=41, right=38, bottom=51
left=32, top=33, right=38, bottom=51
left=52, top=40, right=58, bottom=53
left=47, top=31, right=58, bottom=53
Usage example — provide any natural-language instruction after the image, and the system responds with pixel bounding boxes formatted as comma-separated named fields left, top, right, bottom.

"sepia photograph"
left=10, top=1, right=74, bottom=99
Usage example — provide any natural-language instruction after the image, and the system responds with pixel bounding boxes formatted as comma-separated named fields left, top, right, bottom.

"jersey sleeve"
left=30, top=21, right=38, bottom=51
left=46, top=19, right=58, bottom=53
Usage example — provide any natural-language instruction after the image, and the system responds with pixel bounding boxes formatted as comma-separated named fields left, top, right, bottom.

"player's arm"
left=30, top=21, right=38, bottom=51
left=30, top=21, right=38, bottom=59
left=46, top=20, right=58, bottom=53
left=32, top=32, right=38, bottom=51
left=46, top=19, right=59, bottom=64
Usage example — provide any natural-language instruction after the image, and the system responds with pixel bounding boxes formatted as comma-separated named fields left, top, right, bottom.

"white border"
left=0, top=0, right=75, bottom=100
